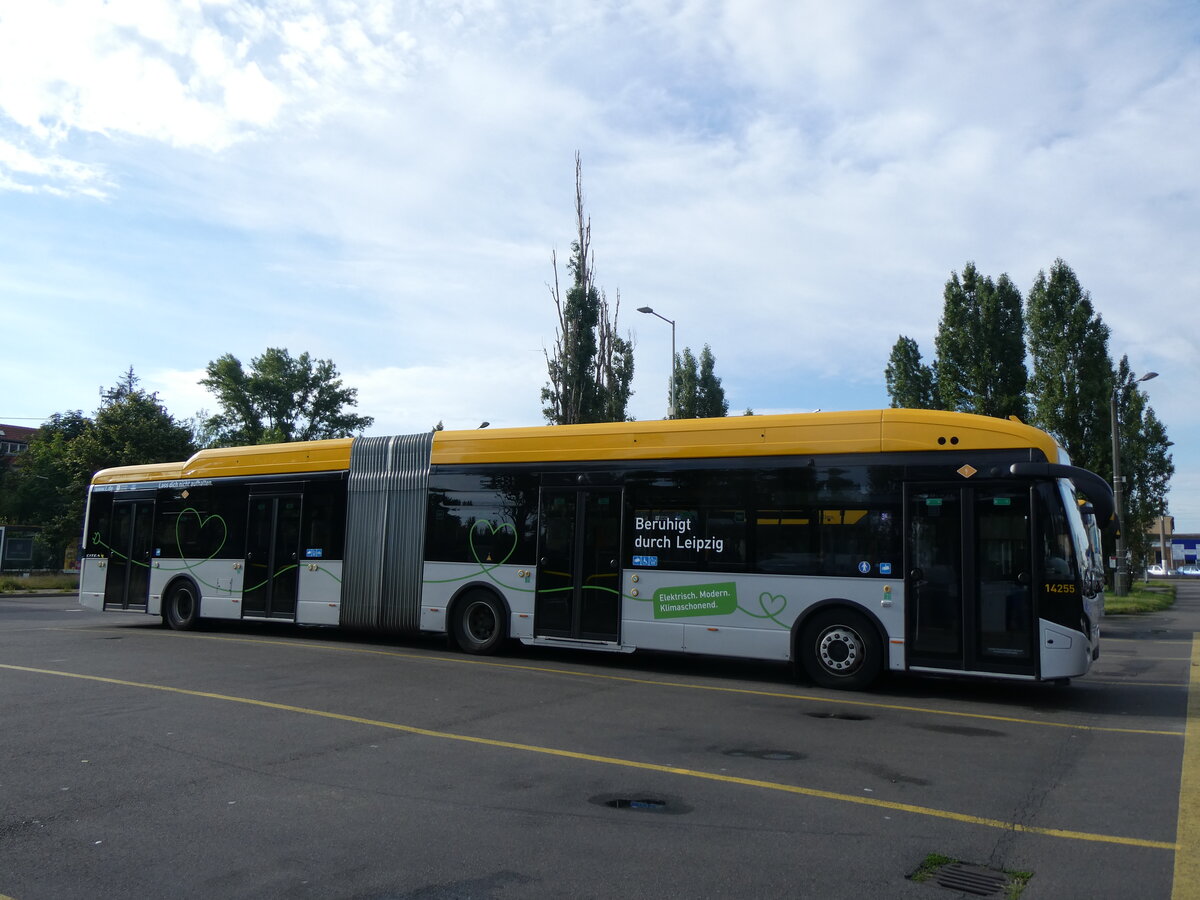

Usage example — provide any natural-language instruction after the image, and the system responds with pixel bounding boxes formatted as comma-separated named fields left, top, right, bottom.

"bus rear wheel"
left=163, top=581, right=199, bottom=631
left=452, top=591, right=507, bottom=655
left=800, top=608, right=881, bottom=690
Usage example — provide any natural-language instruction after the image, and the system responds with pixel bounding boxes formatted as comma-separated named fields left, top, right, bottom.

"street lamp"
left=1111, top=370, right=1158, bottom=596
left=637, top=306, right=676, bottom=419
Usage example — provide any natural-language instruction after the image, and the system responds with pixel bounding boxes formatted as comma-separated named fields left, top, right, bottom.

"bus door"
left=243, top=492, right=302, bottom=620
left=905, top=484, right=1035, bottom=676
left=535, top=488, right=622, bottom=642
left=103, top=496, right=155, bottom=611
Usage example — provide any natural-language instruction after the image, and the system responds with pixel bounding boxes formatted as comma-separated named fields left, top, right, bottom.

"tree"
left=696, top=345, right=730, bottom=418
left=86, top=368, right=197, bottom=469
left=3, top=369, right=195, bottom=561
left=671, top=345, right=728, bottom=418
left=934, top=263, right=1028, bottom=419
left=1026, top=259, right=1114, bottom=477
left=199, top=348, right=373, bottom=446
left=1113, top=356, right=1174, bottom=572
left=671, top=348, right=699, bottom=419
left=0, top=411, right=92, bottom=566
left=884, top=336, right=938, bottom=409
left=542, top=153, right=635, bottom=425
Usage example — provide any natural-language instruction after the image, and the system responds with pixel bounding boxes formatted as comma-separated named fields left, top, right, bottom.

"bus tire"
left=163, top=580, right=200, bottom=631
left=452, top=590, right=507, bottom=655
left=800, top=608, right=881, bottom=691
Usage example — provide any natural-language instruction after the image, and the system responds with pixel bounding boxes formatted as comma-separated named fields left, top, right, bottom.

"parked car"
left=1178, top=565, right=1200, bottom=577
left=1147, top=564, right=1170, bottom=576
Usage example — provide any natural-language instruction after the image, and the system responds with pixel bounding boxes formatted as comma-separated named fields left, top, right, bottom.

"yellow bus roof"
left=91, top=409, right=1062, bottom=485
left=91, top=438, right=355, bottom=485
left=430, top=409, right=1061, bottom=464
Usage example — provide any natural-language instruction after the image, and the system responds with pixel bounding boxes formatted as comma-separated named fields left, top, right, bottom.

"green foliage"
left=671, top=348, right=698, bottom=418
left=0, top=573, right=79, bottom=593
left=884, top=336, right=938, bottom=409
left=671, top=345, right=728, bottom=418
left=1105, top=580, right=1175, bottom=615
left=882, top=257, right=1173, bottom=543
left=199, top=348, right=373, bottom=446
left=1114, top=356, right=1174, bottom=571
left=542, top=153, right=634, bottom=424
left=696, top=345, right=729, bottom=418
left=1026, top=259, right=1113, bottom=476
left=934, top=263, right=1027, bottom=419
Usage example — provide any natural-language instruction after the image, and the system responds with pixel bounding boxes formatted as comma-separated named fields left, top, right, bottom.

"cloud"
left=0, top=137, right=110, bottom=196
left=2, top=1, right=1199, bottom=522
left=0, top=0, right=424, bottom=190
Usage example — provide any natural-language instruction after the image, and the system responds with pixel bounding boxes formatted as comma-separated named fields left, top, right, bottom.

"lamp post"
left=1111, top=370, right=1158, bottom=596
left=637, top=306, right=676, bottom=419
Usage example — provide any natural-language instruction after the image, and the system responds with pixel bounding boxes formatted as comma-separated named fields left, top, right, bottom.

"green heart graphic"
left=175, top=507, right=229, bottom=564
left=758, top=592, right=788, bottom=618
left=468, top=520, right=519, bottom=569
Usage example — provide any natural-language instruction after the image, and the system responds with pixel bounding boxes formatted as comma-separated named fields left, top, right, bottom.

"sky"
left=0, top=1, right=1197, bottom=528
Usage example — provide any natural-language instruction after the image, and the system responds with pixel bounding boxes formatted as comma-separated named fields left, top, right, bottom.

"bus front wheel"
left=800, top=608, right=881, bottom=690
left=452, top=591, right=507, bottom=655
left=163, top=581, right=199, bottom=631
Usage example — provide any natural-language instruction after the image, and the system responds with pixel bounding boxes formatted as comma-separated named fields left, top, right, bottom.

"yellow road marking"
left=1172, top=637, right=1200, bottom=896
left=0, top=661, right=1177, bottom=851
left=69, top=626, right=1183, bottom=738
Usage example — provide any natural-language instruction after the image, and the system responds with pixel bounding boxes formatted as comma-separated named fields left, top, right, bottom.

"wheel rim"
left=464, top=600, right=497, bottom=644
left=174, top=589, right=194, bottom=621
left=815, top=624, right=864, bottom=676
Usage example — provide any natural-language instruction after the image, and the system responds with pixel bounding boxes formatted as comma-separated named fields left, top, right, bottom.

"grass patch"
left=1005, top=870, right=1033, bottom=899
left=1105, top=580, right=1176, bottom=615
left=0, top=573, right=80, bottom=593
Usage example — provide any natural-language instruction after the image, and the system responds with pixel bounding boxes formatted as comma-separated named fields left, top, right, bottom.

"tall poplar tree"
left=1113, top=355, right=1174, bottom=570
left=934, top=263, right=1028, bottom=419
left=1025, top=259, right=1114, bottom=476
left=671, top=348, right=699, bottom=419
left=671, top=345, right=729, bottom=419
left=696, top=345, right=730, bottom=418
left=542, top=153, right=634, bottom=424
left=884, top=336, right=938, bottom=409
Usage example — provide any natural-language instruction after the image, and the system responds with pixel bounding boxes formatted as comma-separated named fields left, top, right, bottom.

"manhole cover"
left=607, top=798, right=666, bottom=811
left=806, top=711, right=871, bottom=721
left=722, top=749, right=806, bottom=761
left=588, top=793, right=691, bottom=815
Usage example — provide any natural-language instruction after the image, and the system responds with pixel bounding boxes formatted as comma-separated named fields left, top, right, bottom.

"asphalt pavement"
left=1, top=585, right=1198, bottom=899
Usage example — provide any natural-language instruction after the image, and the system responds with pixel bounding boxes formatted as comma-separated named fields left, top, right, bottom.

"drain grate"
left=935, top=863, right=1009, bottom=896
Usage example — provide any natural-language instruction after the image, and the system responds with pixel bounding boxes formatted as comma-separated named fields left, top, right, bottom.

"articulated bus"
left=79, top=409, right=1112, bottom=690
